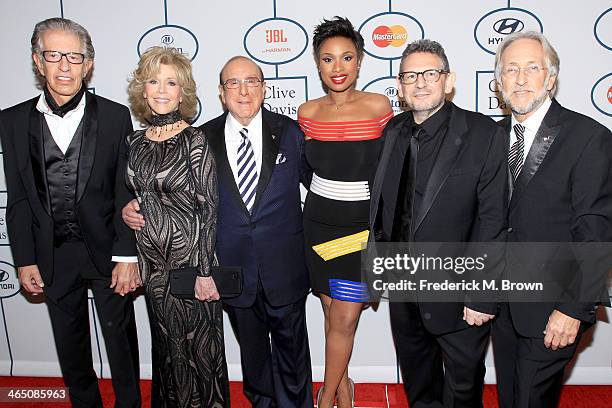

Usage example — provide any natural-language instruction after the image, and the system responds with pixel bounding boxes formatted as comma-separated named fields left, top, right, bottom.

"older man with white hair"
left=492, top=31, right=612, bottom=408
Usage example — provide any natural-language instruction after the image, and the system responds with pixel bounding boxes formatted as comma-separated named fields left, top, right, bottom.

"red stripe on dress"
left=298, top=111, right=393, bottom=141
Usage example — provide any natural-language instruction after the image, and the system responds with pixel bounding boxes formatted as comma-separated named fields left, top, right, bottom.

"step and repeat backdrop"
left=0, top=0, right=611, bottom=384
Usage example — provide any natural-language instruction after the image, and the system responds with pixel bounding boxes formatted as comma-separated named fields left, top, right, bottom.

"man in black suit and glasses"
left=0, top=18, right=141, bottom=407
left=369, top=39, right=508, bottom=407
left=492, top=31, right=612, bottom=408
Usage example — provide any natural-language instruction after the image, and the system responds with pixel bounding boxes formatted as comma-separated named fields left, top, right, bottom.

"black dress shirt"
left=391, top=102, right=452, bottom=241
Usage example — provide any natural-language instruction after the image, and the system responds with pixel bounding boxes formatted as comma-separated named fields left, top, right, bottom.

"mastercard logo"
left=372, top=25, right=408, bottom=48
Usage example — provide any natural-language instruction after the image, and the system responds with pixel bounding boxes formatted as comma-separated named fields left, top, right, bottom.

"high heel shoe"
left=335, top=378, right=355, bottom=408
left=348, top=378, right=355, bottom=407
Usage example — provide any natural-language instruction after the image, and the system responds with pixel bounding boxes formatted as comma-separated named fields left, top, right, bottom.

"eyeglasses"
left=222, top=77, right=263, bottom=89
left=41, top=50, right=86, bottom=64
left=501, top=64, right=547, bottom=78
left=398, top=69, right=449, bottom=85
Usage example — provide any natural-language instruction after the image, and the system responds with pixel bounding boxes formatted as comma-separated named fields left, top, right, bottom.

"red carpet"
left=0, top=376, right=610, bottom=407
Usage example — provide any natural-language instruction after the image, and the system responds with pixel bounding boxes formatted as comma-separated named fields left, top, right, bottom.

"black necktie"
left=509, top=123, right=525, bottom=181
left=396, top=126, right=421, bottom=242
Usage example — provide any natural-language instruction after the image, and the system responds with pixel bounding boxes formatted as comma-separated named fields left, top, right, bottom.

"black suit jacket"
left=500, top=99, right=612, bottom=337
left=0, top=92, right=136, bottom=285
left=370, top=102, right=508, bottom=334
left=200, top=108, right=311, bottom=308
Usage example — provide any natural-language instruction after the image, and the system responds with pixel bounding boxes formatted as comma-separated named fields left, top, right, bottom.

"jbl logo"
left=265, top=29, right=287, bottom=43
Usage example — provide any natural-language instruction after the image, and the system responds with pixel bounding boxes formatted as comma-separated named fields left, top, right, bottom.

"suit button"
left=424, top=312, right=431, bottom=320
left=250, top=224, right=256, bottom=230
left=64, top=185, right=70, bottom=190
left=507, top=227, right=513, bottom=233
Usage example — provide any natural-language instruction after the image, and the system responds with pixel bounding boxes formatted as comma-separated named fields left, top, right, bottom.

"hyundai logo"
left=161, top=34, right=174, bottom=45
left=384, top=87, right=398, bottom=97
left=0, top=270, right=8, bottom=282
left=493, top=18, right=524, bottom=35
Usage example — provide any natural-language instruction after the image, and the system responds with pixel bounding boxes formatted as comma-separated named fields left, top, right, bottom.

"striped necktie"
left=509, top=123, right=525, bottom=181
left=237, top=128, right=258, bottom=213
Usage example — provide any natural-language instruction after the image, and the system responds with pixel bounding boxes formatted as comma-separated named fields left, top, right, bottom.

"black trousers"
left=389, top=301, right=490, bottom=408
left=492, top=302, right=582, bottom=408
left=44, top=241, right=141, bottom=408
left=225, top=282, right=313, bottom=408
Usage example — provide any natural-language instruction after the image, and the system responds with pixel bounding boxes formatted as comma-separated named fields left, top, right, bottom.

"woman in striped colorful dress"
left=298, top=17, right=393, bottom=408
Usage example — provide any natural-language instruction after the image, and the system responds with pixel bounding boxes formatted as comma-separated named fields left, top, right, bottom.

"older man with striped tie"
left=492, top=32, right=612, bottom=408
left=203, top=56, right=313, bottom=408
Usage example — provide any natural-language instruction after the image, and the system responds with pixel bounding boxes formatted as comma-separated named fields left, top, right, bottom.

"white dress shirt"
left=36, top=92, right=86, bottom=154
left=36, top=92, right=136, bottom=264
left=510, top=96, right=553, bottom=163
left=224, top=110, right=263, bottom=185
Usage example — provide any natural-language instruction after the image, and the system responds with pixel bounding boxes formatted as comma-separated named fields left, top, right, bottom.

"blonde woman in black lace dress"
left=126, top=47, right=229, bottom=407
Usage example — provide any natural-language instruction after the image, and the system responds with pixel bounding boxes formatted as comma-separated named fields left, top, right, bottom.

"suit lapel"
left=76, top=92, right=97, bottom=203
left=28, top=102, right=51, bottom=216
left=206, top=113, right=250, bottom=218
left=414, top=104, right=468, bottom=234
left=252, top=111, right=279, bottom=213
left=509, top=100, right=562, bottom=211
left=370, top=114, right=407, bottom=229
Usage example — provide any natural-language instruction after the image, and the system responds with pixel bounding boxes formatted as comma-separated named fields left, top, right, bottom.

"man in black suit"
left=123, top=56, right=313, bottom=408
left=369, top=40, right=508, bottom=407
left=0, top=18, right=141, bottom=407
left=491, top=31, right=612, bottom=408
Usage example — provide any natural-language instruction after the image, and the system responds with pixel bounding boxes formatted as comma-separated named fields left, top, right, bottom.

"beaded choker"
left=149, top=110, right=183, bottom=127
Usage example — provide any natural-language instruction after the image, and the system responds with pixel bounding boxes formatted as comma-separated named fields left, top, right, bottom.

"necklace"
left=148, top=110, right=183, bottom=138
left=329, top=96, right=350, bottom=111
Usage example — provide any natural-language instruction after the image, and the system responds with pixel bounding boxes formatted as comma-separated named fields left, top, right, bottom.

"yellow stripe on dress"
left=312, top=230, right=370, bottom=261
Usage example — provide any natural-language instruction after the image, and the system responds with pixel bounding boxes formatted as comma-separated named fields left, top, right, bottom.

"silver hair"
left=400, top=39, right=450, bottom=72
left=31, top=17, right=95, bottom=59
left=494, top=31, right=559, bottom=89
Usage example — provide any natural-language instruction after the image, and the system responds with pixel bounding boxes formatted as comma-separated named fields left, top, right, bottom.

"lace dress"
left=126, top=126, right=229, bottom=407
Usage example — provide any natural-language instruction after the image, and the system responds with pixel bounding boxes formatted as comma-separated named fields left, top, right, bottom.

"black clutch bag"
left=211, top=266, right=243, bottom=298
left=169, top=266, right=198, bottom=299
left=169, top=266, right=243, bottom=299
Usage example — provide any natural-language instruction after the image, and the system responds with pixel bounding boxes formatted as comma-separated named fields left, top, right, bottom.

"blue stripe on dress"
left=329, top=279, right=370, bottom=302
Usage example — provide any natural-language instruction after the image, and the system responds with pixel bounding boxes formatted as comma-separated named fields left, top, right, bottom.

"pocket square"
left=275, top=153, right=287, bottom=165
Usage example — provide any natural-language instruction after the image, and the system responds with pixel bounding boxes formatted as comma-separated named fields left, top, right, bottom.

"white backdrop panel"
left=0, top=0, right=610, bottom=384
